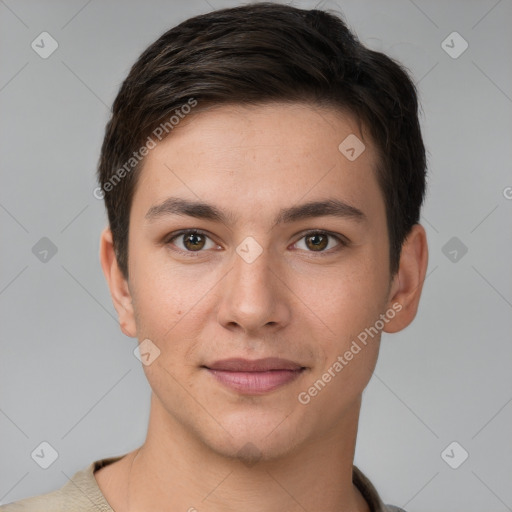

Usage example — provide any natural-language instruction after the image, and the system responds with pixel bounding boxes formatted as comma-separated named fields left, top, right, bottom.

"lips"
left=205, top=357, right=304, bottom=372
left=203, top=358, right=306, bottom=394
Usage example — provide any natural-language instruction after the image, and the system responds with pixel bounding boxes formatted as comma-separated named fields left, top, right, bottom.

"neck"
left=118, top=393, right=369, bottom=512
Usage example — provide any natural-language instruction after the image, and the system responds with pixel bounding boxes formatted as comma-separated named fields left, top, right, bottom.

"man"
left=2, top=2, right=428, bottom=511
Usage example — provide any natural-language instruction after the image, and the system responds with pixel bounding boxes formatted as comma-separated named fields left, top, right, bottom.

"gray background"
left=1, top=0, right=511, bottom=510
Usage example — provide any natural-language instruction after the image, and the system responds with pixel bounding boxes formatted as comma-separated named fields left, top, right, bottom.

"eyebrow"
left=145, top=197, right=367, bottom=227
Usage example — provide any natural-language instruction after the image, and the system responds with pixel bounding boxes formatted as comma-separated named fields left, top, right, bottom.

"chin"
left=197, top=410, right=311, bottom=464
left=210, top=433, right=302, bottom=465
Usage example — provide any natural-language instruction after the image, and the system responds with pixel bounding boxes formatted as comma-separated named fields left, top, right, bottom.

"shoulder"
left=0, top=457, right=122, bottom=512
left=1, top=486, right=74, bottom=512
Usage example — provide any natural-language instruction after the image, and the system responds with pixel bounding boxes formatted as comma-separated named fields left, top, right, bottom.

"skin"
left=97, top=103, right=428, bottom=512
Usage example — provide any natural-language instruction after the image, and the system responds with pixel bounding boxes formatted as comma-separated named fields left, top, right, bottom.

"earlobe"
left=99, top=227, right=137, bottom=338
left=383, top=223, right=429, bottom=334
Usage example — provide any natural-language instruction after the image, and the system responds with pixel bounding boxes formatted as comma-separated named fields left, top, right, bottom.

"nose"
left=216, top=243, right=292, bottom=335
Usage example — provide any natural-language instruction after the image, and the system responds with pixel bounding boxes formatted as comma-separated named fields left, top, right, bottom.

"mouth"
left=202, top=357, right=307, bottom=394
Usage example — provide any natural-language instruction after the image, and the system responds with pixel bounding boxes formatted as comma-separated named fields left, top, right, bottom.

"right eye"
left=165, top=229, right=220, bottom=255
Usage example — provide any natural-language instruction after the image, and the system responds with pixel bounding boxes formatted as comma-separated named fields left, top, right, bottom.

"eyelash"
left=164, top=229, right=348, bottom=258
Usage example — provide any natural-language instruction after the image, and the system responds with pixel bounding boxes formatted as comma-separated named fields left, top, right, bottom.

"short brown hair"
left=97, top=2, right=427, bottom=279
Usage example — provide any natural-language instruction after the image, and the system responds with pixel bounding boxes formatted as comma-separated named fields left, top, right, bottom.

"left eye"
left=293, top=231, right=345, bottom=253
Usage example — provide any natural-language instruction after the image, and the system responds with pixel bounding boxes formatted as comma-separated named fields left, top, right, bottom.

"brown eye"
left=293, top=231, right=346, bottom=254
left=167, top=229, right=217, bottom=253
left=305, top=233, right=329, bottom=251
left=183, top=232, right=206, bottom=251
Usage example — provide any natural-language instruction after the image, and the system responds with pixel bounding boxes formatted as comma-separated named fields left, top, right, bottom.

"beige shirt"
left=0, top=455, right=406, bottom=512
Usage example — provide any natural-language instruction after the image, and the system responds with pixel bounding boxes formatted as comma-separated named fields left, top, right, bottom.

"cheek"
left=306, top=262, right=386, bottom=333
left=129, top=272, right=182, bottom=356
left=300, top=282, right=383, bottom=411
left=130, top=266, right=212, bottom=366
left=299, top=253, right=388, bottom=375
left=130, top=253, right=195, bottom=318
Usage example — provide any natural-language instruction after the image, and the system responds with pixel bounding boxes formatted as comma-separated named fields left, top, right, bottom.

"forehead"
left=154, top=102, right=371, bottom=158
left=132, top=102, right=385, bottom=228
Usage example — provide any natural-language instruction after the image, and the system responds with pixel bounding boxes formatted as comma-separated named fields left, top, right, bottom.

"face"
left=117, top=103, right=399, bottom=461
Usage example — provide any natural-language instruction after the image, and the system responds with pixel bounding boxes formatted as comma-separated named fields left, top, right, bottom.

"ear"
left=99, top=227, right=137, bottom=338
left=383, top=223, right=429, bottom=334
